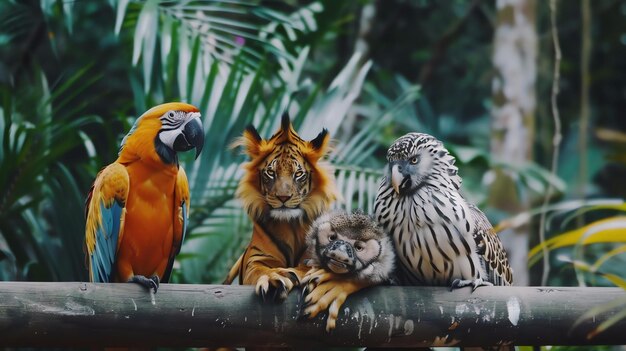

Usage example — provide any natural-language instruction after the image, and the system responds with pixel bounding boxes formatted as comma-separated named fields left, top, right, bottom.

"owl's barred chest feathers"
left=376, top=180, right=483, bottom=286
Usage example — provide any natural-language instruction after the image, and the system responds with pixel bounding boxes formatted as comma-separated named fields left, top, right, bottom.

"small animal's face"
left=259, top=144, right=311, bottom=220
left=314, top=218, right=382, bottom=275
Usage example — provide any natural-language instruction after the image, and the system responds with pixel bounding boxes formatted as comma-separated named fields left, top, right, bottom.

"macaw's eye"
left=168, top=111, right=175, bottom=118
left=329, top=233, right=337, bottom=241
left=354, top=242, right=364, bottom=252
left=410, top=157, right=419, bottom=164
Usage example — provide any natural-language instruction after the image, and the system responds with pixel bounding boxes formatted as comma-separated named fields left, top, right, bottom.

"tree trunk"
left=490, top=0, right=537, bottom=286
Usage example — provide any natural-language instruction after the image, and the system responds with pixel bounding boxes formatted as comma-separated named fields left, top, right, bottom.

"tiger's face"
left=233, top=114, right=339, bottom=222
left=260, top=144, right=312, bottom=220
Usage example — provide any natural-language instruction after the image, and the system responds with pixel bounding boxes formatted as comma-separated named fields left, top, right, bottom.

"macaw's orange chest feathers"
left=114, top=160, right=179, bottom=281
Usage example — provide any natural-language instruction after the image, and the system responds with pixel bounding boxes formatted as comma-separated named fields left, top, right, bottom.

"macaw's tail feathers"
left=223, top=253, right=244, bottom=284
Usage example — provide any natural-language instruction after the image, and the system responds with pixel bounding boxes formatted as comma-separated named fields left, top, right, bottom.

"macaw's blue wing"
left=85, top=163, right=129, bottom=283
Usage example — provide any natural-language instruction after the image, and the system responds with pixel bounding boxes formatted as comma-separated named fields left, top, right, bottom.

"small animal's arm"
left=301, top=269, right=375, bottom=331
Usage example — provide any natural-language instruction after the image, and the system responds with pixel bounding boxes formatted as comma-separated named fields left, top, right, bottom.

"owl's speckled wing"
left=468, top=203, right=513, bottom=286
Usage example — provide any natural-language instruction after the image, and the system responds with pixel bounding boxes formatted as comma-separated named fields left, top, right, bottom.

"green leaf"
left=114, top=0, right=130, bottom=35
left=529, top=216, right=626, bottom=267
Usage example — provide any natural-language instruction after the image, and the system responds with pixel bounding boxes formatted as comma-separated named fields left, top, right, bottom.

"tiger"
left=224, top=113, right=340, bottom=301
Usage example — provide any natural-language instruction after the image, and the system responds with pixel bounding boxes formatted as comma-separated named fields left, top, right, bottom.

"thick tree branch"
left=0, top=282, right=624, bottom=348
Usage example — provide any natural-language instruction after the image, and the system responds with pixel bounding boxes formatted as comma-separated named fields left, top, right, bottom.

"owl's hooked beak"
left=391, top=163, right=405, bottom=194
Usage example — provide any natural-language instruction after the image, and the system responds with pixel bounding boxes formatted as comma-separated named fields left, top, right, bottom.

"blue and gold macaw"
left=84, top=102, right=203, bottom=292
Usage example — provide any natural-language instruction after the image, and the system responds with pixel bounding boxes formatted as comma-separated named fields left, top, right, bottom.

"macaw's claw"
left=130, top=275, right=160, bottom=293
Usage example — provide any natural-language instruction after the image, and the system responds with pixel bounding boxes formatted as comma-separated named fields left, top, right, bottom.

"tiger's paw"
left=255, top=268, right=300, bottom=302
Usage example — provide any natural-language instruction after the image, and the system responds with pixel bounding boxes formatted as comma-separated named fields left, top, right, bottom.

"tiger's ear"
left=231, top=124, right=263, bottom=157
left=281, top=112, right=291, bottom=132
left=307, top=128, right=330, bottom=161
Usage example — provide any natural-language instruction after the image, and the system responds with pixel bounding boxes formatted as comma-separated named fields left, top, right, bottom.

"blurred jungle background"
left=0, top=0, right=625, bottom=343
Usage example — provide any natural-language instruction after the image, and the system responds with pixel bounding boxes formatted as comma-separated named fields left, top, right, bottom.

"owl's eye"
left=410, top=157, right=419, bottom=164
left=354, top=242, right=364, bottom=252
left=329, top=233, right=337, bottom=241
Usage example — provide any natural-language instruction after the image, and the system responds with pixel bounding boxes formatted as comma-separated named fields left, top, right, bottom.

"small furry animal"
left=301, top=210, right=395, bottom=331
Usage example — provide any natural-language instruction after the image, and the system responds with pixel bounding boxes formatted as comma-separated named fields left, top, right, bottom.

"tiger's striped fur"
left=224, top=114, right=339, bottom=301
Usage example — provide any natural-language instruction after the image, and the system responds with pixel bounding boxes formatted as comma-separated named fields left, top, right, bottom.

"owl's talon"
left=450, top=277, right=493, bottom=291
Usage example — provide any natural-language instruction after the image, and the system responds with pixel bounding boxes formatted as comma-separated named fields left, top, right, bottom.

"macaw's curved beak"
left=173, top=115, right=204, bottom=159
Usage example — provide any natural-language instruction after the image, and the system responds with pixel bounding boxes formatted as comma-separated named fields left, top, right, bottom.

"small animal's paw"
left=300, top=275, right=365, bottom=332
left=301, top=267, right=332, bottom=291
left=254, top=268, right=300, bottom=302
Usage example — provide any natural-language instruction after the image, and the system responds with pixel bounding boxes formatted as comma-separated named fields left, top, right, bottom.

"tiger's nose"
left=277, top=195, right=292, bottom=203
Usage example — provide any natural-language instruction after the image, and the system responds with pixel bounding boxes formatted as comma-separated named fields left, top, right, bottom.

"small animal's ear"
left=231, top=124, right=263, bottom=157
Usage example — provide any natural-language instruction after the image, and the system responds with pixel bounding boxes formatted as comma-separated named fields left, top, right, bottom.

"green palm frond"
left=113, top=0, right=319, bottom=93
left=0, top=64, right=101, bottom=281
